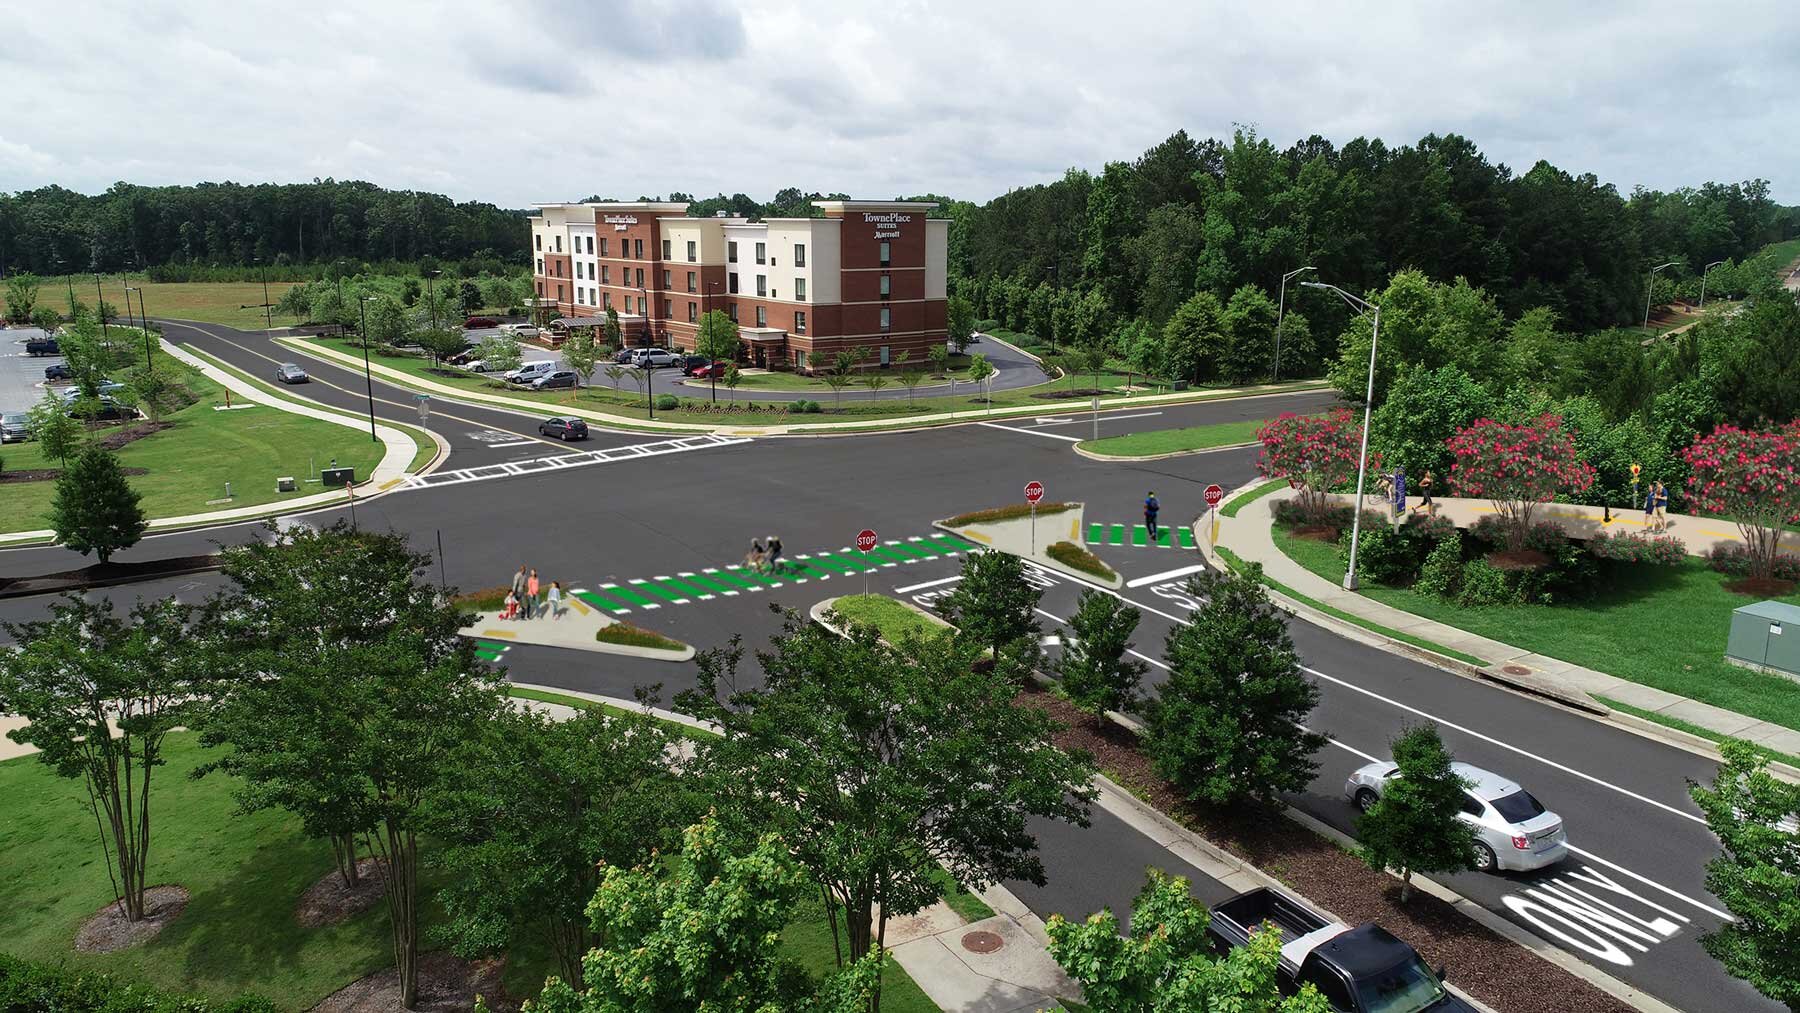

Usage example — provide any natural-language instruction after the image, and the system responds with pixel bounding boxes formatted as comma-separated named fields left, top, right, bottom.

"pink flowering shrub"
left=1683, top=422, right=1800, bottom=580
left=1447, top=415, right=1595, bottom=553
left=1585, top=529, right=1687, bottom=566
left=1257, top=409, right=1381, bottom=524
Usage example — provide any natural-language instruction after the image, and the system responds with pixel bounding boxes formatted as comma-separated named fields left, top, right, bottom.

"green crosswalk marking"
left=898, top=541, right=939, bottom=559
left=866, top=546, right=913, bottom=565
left=684, top=573, right=735, bottom=595
left=1156, top=526, right=1173, bottom=548
left=583, top=587, right=647, bottom=610
left=1108, top=523, right=1126, bottom=545
left=882, top=542, right=932, bottom=561
left=630, top=581, right=687, bottom=604
left=1178, top=527, right=1196, bottom=549
left=925, top=535, right=970, bottom=555
left=1087, top=522, right=1104, bottom=544
left=809, top=553, right=863, bottom=574
left=789, top=561, right=833, bottom=579
left=658, top=576, right=710, bottom=598
left=1131, top=524, right=1148, bottom=546
left=716, top=567, right=768, bottom=590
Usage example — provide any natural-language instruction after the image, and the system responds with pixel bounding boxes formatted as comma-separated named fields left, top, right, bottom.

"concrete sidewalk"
left=1369, top=491, right=1800, bottom=560
left=0, top=340, right=425, bottom=547
left=1210, top=486, right=1800, bottom=758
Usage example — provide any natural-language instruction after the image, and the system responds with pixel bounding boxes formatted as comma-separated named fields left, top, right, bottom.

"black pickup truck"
left=1207, top=888, right=1476, bottom=1013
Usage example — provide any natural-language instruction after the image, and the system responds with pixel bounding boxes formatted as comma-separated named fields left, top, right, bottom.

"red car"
left=688, top=361, right=729, bottom=379
left=464, top=316, right=499, bottom=329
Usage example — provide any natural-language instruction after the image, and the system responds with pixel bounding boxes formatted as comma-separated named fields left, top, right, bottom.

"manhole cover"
left=1502, top=665, right=1532, bottom=676
left=961, top=930, right=1004, bottom=954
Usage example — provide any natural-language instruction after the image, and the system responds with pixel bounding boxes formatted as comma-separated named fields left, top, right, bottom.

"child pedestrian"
left=748, top=538, right=766, bottom=573
left=767, top=535, right=784, bottom=575
left=501, top=589, right=519, bottom=621
left=547, top=581, right=564, bottom=620
left=1144, top=492, right=1160, bottom=541
left=526, top=568, right=541, bottom=620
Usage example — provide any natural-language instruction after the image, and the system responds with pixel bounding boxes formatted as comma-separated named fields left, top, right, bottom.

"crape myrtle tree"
left=0, top=596, right=218, bottom=922
left=1255, top=408, right=1378, bottom=525
left=1446, top=415, right=1596, bottom=554
left=1354, top=725, right=1478, bottom=902
left=1146, top=569, right=1327, bottom=807
left=560, top=327, right=599, bottom=388
left=474, top=333, right=522, bottom=377
left=1683, top=422, right=1800, bottom=581
left=1047, top=869, right=1331, bottom=1013
left=1688, top=739, right=1800, bottom=1011
left=679, top=611, right=1095, bottom=1010
left=198, top=522, right=503, bottom=1009
left=939, top=548, right=1042, bottom=682
left=4, top=272, right=40, bottom=323
left=693, top=308, right=740, bottom=403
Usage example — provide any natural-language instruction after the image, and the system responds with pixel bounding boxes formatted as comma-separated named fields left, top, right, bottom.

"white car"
left=502, top=323, right=541, bottom=338
left=629, top=347, right=679, bottom=368
left=463, top=359, right=505, bottom=374
left=1345, top=761, right=1568, bottom=872
left=505, top=361, right=558, bottom=384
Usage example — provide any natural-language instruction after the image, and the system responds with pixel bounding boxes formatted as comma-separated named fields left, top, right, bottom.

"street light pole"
left=640, top=285, right=654, bottom=420
left=1303, top=281, right=1381, bottom=590
left=426, top=268, right=442, bottom=333
left=358, top=296, right=378, bottom=443
left=258, top=257, right=272, bottom=330
left=707, top=281, right=720, bottom=404
left=1273, top=265, right=1315, bottom=382
left=126, top=285, right=153, bottom=371
left=94, top=274, right=109, bottom=344
left=1698, top=260, right=1726, bottom=310
left=1643, top=261, right=1679, bottom=328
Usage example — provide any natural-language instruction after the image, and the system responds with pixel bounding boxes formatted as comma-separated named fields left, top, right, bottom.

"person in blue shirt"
left=1144, top=492, right=1160, bottom=540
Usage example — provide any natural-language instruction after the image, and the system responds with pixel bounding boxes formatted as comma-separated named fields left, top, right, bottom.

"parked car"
left=502, top=323, right=541, bottom=338
left=446, top=348, right=481, bottom=365
left=275, top=363, right=309, bottom=384
left=680, top=354, right=709, bottom=373
left=1345, top=761, right=1566, bottom=872
left=538, top=416, right=589, bottom=441
left=68, top=396, right=137, bottom=422
left=629, top=347, right=679, bottom=368
left=1208, top=888, right=1474, bottom=1013
left=613, top=347, right=639, bottom=364
left=0, top=411, right=30, bottom=442
left=43, top=363, right=72, bottom=381
left=688, top=361, right=728, bottom=379
left=530, top=370, right=580, bottom=390
left=504, top=361, right=558, bottom=384
left=463, top=359, right=507, bottom=374
left=463, top=316, right=499, bottom=329
left=25, top=337, right=58, bottom=356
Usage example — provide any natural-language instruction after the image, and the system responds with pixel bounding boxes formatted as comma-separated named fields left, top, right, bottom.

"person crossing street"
left=1144, top=492, right=1160, bottom=542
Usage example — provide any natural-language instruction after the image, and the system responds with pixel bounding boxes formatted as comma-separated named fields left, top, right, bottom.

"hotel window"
left=755, top=306, right=766, bottom=327
left=555, top=235, right=563, bottom=253
left=686, top=271, right=696, bottom=293
left=879, top=307, right=891, bottom=331
left=756, top=275, right=766, bottom=297
left=729, top=274, right=739, bottom=294
left=795, top=278, right=806, bottom=301
left=664, top=299, right=672, bottom=318
left=557, top=284, right=564, bottom=300
left=634, top=239, right=643, bottom=259
left=728, top=303, right=738, bottom=322
left=536, top=281, right=543, bottom=296
left=754, top=242, right=766, bottom=265
left=687, top=240, right=697, bottom=262
left=637, top=295, right=646, bottom=315
left=599, top=238, right=608, bottom=257
left=603, top=291, right=611, bottom=310
left=536, top=258, right=544, bottom=275
left=601, top=265, right=610, bottom=284
left=534, top=234, right=542, bottom=251
left=794, top=310, right=807, bottom=335
left=663, top=270, right=671, bottom=289
left=880, top=274, right=890, bottom=298
left=728, top=241, right=738, bottom=263
left=688, top=302, right=697, bottom=323
left=586, top=236, right=594, bottom=254
left=661, top=239, right=671, bottom=260
left=793, top=243, right=806, bottom=267
left=879, top=241, right=890, bottom=267
left=576, top=288, right=585, bottom=305
left=635, top=268, right=644, bottom=288
left=795, top=350, right=807, bottom=370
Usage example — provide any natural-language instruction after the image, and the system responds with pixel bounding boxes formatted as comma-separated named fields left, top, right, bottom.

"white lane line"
left=1126, top=564, right=1210, bottom=588
left=895, top=575, right=962, bottom=594
left=979, top=421, right=1084, bottom=443
left=1034, top=411, right=1165, bottom=426
left=1563, top=845, right=1732, bottom=921
left=489, top=439, right=539, bottom=448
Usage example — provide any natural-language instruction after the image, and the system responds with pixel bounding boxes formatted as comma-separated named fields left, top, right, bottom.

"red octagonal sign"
left=856, top=529, right=879, bottom=553
left=1024, top=481, right=1045, bottom=505
left=1204, top=483, right=1225, bottom=507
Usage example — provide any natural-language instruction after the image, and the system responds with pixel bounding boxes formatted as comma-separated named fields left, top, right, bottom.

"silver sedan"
left=1345, top=760, right=1568, bottom=872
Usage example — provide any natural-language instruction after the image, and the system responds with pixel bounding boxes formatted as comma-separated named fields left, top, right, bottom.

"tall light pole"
left=425, top=268, right=442, bottom=333
left=93, top=274, right=109, bottom=344
left=1273, top=265, right=1315, bottom=382
left=358, top=296, right=378, bottom=443
left=125, top=284, right=152, bottom=371
left=1303, top=281, right=1381, bottom=590
left=706, top=281, right=720, bottom=404
left=1698, top=260, right=1726, bottom=310
left=257, top=256, right=272, bottom=330
left=640, top=286, right=655, bottom=420
left=1643, top=261, right=1679, bottom=328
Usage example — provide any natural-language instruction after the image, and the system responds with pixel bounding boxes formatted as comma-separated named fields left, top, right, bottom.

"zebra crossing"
left=1085, top=521, right=1198, bottom=550
left=406, top=434, right=750, bottom=489
left=572, top=532, right=980, bottom=615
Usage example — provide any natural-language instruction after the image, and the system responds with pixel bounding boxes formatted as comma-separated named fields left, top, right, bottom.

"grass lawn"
left=1594, top=694, right=1800, bottom=770
left=828, top=594, right=952, bottom=642
left=722, top=356, right=977, bottom=392
left=1078, top=417, right=1269, bottom=458
left=45, top=278, right=305, bottom=330
left=1221, top=479, right=1286, bottom=518
left=3, top=347, right=387, bottom=533
left=1269, top=523, right=1800, bottom=731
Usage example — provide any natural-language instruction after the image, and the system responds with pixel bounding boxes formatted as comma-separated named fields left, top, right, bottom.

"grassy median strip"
left=1076, top=417, right=1267, bottom=458
left=594, top=622, right=688, bottom=652
left=1220, top=478, right=1286, bottom=518
left=828, top=594, right=949, bottom=642
left=942, top=501, right=1078, bottom=526
left=1047, top=540, right=1117, bottom=582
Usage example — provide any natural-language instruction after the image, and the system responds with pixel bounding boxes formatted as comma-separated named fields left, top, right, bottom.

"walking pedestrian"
left=767, top=535, right=784, bottom=575
left=1654, top=481, right=1670, bottom=532
left=1644, top=481, right=1658, bottom=528
left=1415, top=470, right=1434, bottom=517
left=1144, top=492, right=1160, bottom=541
left=748, top=538, right=766, bottom=574
left=1392, top=467, right=1407, bottom=518
left=546, top=580, right=564, bottom=620
left=511, top=565, right=528, bottom=621
left=526, top=568, right=541, bottom=620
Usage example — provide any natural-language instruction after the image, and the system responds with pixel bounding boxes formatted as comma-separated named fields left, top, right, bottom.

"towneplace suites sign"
left=603, top=214, right=638, bottom=231
left=863, top=211, right=912, bottom=240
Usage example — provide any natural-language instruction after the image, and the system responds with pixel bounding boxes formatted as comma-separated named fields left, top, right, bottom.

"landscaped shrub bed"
left=0, top=954, right=276, bottom=1012
left=594, top=621, right=686, bottom=652
left=451, top=585, right=510, bottom=611
left=1046, top=540, right=1116, bottom=581
left=1270, top=499, right=1389, bottom=538
left=1707, top=543, right=1800, bottom=582
left=1587, top=529, right=1688, bottom=565
left=942, top=501, right=1078, bottom=526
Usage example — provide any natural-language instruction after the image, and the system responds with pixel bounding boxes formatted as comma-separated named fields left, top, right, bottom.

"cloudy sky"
left=6, top=1, right=1797, bottom=208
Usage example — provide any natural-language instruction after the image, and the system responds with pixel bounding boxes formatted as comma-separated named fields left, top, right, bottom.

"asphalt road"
left=0, top=320, right=1764, bottom=1011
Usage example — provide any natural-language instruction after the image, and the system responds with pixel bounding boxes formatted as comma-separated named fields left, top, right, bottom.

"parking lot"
left=0, top=328, right=63, bottom=416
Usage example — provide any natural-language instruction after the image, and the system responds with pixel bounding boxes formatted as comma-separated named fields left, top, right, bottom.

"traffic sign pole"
left=856, top=529, right=878, bottom=597
left=1204, top=483, right=1224, bottom=545
left=1024, top=481, right=1045, bottom=554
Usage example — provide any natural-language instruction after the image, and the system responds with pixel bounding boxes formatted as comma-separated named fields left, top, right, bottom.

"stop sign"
left=856, top=529, right=879, bottom=553
left=1204, top=483, right=1225, bottom=507
left=1024, top=481, right=1045, bottom=505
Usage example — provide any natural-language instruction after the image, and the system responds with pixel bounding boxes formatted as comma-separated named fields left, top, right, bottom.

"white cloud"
left=5, top=0, right=1797, bottom=206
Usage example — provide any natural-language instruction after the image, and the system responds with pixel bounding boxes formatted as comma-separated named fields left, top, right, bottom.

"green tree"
left=516, top=816, right=883, bottom=1013
left=939, top=548, right=1041, bottom=681
left=1354, top=725, right=1478, bottom=902
left=1368, top=364, right=1495, bottom=479
left=1688, top=739, right=1800, bottom=1011
left=561, top=327, right=598, bottom=387
left=0, top=596, right=216, bottom=922
left=1056, top=589, right=1148, bottom=721
left=823, top=348, right=860, bottom=412
left=966, top=352, right=996, bottom=408
left=435, top=704, right=697, bottom=989
left=415, top=326, right=467, bottom=366
left=50, top=446, right=147, bottom=564
left=679, top=613, right=1095, bottom=1000
left=27, top=391, right=83, bottom=465
left=602, top=305, right=623, bottom=350
left=946, top=294, right=976, bottom=354
left=123, top=364, right=178, bottom=423
left=1046, top=868, right=1331, bottom=1013
left=5, top=272, right=41, bottom=323
left=366, top=295, right=410, bottom=347
left=723, top=362, right=743, bottom=402
left=474, top=333, right=522, bottom=376
left=1160, top=291, right=1225, bottom=384
left=893, top=350, right=926, bottom=407
left=31, top=305, right=61, bottom=334
left=60, top=313, right=118, bottom=398
left=927, top=342, right=951, bottom=377
left=457, top=279, right=482, bottom=316
left=1146, top=568, right=1326, bottom=807
left=1219, top=284, right=1279, bottom=385
left=694, top=308, right=741, bottom=403
left=858, top=349, right=890, bottom=399
left=1124, top=318, right=1162, bottom=388
left=199, top=523, right=503, bottom=1008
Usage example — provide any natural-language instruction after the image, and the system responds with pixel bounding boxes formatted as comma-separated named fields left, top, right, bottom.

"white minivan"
left=505, top=361, right=558, bottom=385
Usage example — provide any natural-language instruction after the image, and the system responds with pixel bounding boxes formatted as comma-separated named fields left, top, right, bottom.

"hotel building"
left=529, top=199, right=947, bottom=372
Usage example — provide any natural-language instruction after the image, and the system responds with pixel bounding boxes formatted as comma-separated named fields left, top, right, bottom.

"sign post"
left=856, top=528, right=878, bottom=596
left=1092, top=395, right=1100, bottom=443
left=1630, top=462, right=1642, bottom=523
left=1204, top=483, right=1224, bottom=545
left=1024, top=481, right=1045, bottom=553
left=417, top=394, right=431, bottom=424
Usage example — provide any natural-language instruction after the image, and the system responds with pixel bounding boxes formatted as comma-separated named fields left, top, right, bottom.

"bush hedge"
left=942, top=502, right=1079, bottom=526
left=1046, top=540, right=1117, bottom=581
left=1587, top=529, right=1687, bottom=566
left=0, top=954, right=275, bottom=1013
left=1707, top=544, right=1800, bottom=581
left=653, top=394, right=679, bottom=410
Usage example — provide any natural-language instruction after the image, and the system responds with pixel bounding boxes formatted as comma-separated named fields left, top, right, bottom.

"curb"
left=0, top=561, right=222, bottom=601
left=503, top=682, right=718, bottom=734
left=930, top=506, right=1124, bottom=589
left=1072, top=439, right=1260, bottom=463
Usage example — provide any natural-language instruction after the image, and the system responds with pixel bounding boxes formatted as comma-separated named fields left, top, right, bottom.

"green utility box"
left=1725, top=600, right=1800, bottom=682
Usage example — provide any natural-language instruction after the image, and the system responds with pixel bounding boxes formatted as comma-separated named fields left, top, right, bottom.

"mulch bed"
left=92, top=420, right=172, bottom=452
left=74, top=885, right=190, bottom=954
left=1291, top=525, right=1341, bottom=542
left=0, top=554, right=221, bottom=597
left=1019, top=686, right=1633, bottom=1013
left=296, top=858, right=388, bottom=928
left=1031, top=387, right=1112, bottom=400
left=1725, top=575, right=1798, bottom=597
left=308, top=951, right=517, bottom=1013
left=1487, top=549, right=1550, bottom=571
left=0, top=465, right=148, bottom=484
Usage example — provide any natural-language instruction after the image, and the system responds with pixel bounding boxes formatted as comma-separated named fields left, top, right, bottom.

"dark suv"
left=26, top=337, right=59, bottom=356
